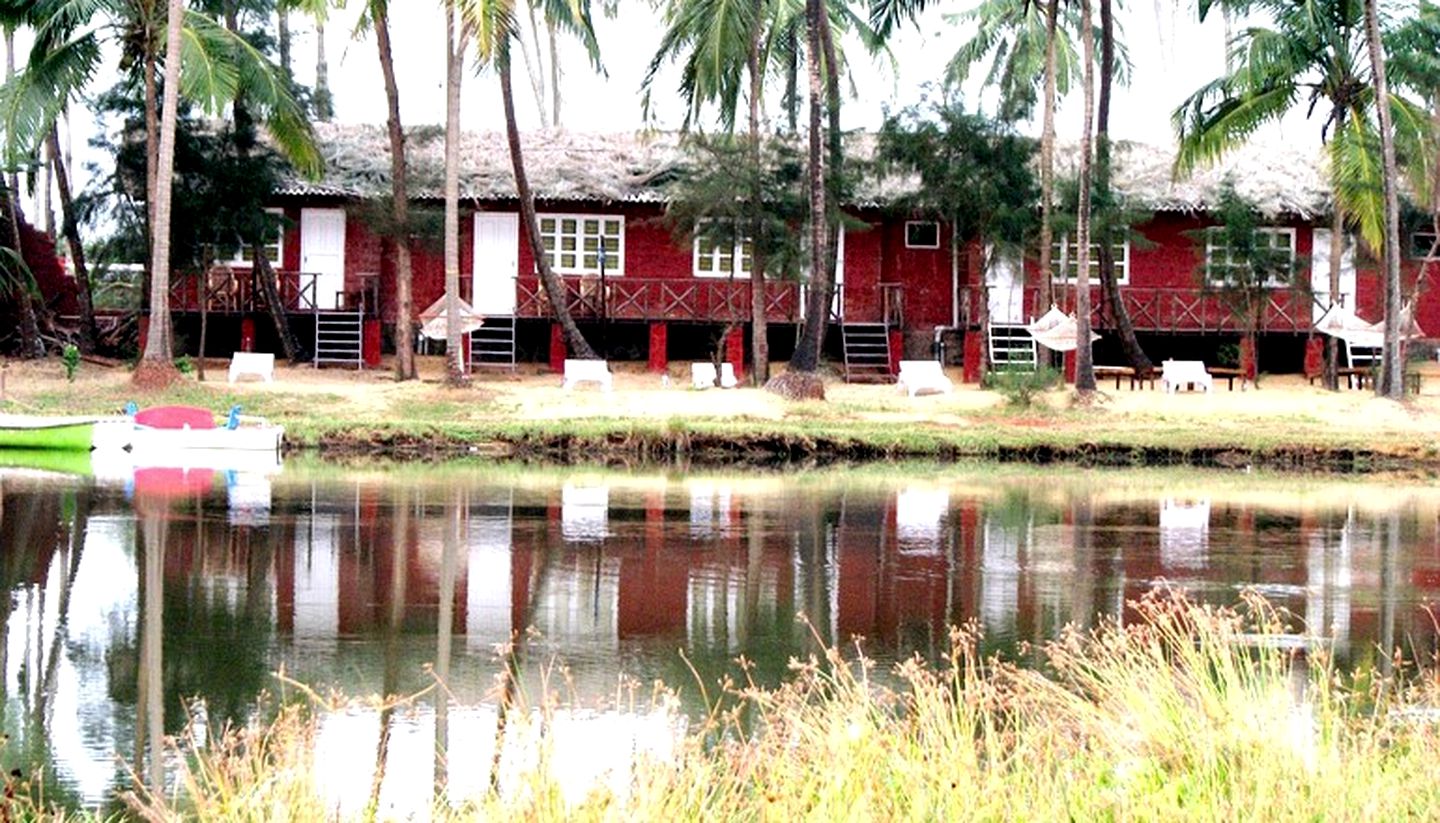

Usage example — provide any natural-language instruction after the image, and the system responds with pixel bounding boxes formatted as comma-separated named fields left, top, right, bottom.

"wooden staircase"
left=841, top=323, right=894, bottom=383
left=470, top=315, right=517, bottom=371
left=314, top=310, right=364, bottom=369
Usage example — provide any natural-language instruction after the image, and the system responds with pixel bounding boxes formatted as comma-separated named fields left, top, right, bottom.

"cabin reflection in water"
left=152, top=476, right=1439, bottom=668
left=2, top=469, right=1439, bottom=810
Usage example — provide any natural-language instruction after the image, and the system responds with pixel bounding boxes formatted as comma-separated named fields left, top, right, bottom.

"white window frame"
left=905, top=220, right=940, bottom=249
left=1205, top=226, right=1295, bottom=288
left=538, top=213, right=625, bottom=276
left=221, top=207, right=285, bottom=267
left=692, top=220, right=753, bottom=278
left=1050, top=233, right=1129, bottom=285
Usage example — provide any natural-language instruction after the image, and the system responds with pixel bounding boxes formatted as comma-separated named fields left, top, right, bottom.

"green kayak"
left=0, top=415, right=101, bottom=451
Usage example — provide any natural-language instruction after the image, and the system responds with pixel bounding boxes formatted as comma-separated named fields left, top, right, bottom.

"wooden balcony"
left=169, top=268, right=379, bottom=316
left=515, top=276, right=802, bottom=324
left=961, top=285, right=1320, bottom=334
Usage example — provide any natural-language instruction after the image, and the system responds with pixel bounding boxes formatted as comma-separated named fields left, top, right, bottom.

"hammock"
left=1313, top=302, right=1422, bottom=348
left=1025, top=306, right=1101, bottom=352
left=418, top=296, right=485, bottom=340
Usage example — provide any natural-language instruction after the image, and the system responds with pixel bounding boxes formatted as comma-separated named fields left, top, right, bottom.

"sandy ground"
left=4, top=355, right=1440, bottom=443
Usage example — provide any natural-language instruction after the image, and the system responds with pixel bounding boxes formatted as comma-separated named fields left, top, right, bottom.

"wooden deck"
left=961, top=285, right=1320, bottom=335
left=168, top=269, right=378, bottom=315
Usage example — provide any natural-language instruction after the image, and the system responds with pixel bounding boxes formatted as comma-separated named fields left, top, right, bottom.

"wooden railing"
left=515, top=276, right=802, bottom=323
left=169, top=269, right=377, bottom=316
left=960, top=285, right=1321, bottom=334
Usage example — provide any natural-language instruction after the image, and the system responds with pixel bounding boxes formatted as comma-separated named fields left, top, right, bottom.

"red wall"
left=287, top=196, right=1440, bottom=344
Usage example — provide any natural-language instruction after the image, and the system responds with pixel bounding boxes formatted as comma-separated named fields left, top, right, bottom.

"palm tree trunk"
left=373, top=1, right=417, bottom=381
left=1075, top=0, right=1096, bottom=392
left=1324, top=201, right=1344, bottom=389
left=1095, top=0, right=1150, bottom=374
left=1037, top=0, right=1059, bottom=318
left=443, top=2, right=469, bottom=385
left=748, top=2, right=769, bottom=384
left=547, top=18, right=562, bottom=127
left=500, top=55, right=598, bottom=360
left=278, top=5, right=291, bottom=75
left=48, top=127, right=96, bottom=355
left=819, top=4, right=843, bottom=303
left=143, top=12, right=159, bottom=337
left=314, top=17, right=333, bottom=122
left=136, top=0, right=185, bottom=383
left=791, top=0, right=829, bottom=374
left=1364, top=0, right=1403, bottom=399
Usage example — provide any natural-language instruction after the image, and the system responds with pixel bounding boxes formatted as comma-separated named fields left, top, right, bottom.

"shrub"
left=61, top=345, right=79, bottom=382
left=984, top=365, right=1059, bottom=407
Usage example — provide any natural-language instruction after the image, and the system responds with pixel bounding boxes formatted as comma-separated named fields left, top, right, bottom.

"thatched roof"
left=1061, top=140, right=1333, bottom=219
left=283, top=123, right=1334, bottom=217
left=276, top=123, right=684, bottom=203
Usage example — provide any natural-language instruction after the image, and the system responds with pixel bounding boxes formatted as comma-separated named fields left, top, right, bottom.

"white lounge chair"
left=896, top=360, right=953, bottom=397
left=562, top=359, right=613, bottom=391
left=691, top=362, right=739, bottom=389
left=228, top=352, right=275, bottom=384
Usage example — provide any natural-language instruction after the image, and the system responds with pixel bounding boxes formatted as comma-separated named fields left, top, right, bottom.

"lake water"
left=1, top=458, right=1437, bottom=814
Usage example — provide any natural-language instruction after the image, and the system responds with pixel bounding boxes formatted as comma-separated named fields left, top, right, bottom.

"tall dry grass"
left=117, top=589, right=1440, bottom=821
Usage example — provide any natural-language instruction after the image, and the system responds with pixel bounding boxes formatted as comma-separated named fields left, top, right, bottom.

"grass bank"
left=4, top=357, right=1439, bottom=470
left=73, top=590, right=1440, bottom=820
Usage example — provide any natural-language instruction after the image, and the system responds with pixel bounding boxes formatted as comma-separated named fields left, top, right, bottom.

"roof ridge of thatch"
left=281, top=123, right=1334, bottom=217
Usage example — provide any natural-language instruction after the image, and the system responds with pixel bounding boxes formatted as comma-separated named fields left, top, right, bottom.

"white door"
left=301, top=208, right=346, bottom=310
left=986, top=247, right=1025, bottom=324
left=473, top=212, right=519, bottom=315
left=1310, top=228, right=1355, bottom=322
left=830, top=227, right=846, bottom=320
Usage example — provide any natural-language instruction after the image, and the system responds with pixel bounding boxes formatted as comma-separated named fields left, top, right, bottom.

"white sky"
left=298, top=1, right=1299, bottom=147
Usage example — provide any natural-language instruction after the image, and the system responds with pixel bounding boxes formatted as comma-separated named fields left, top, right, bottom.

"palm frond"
left=1330, top=115, right=1382, bottom=252
left=0, top=33, right=100, bottom=168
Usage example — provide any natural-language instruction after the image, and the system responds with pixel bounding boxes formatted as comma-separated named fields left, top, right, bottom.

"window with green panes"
left=538, top=214, right=624, bottom=275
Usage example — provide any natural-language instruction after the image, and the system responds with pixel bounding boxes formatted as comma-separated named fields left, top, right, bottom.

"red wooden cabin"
left=165, top=126, right=1434, bottom=379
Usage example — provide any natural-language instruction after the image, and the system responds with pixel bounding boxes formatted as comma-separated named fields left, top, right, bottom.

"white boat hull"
left=92, top=420, right=285, bottom=454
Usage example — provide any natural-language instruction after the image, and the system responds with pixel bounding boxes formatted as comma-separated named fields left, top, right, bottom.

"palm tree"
left=1, top=0, right=320, bottom=369
left=1094, top=0, right=1151, bottom=374
left=369, top=0, right=418, bottom=381
left=942, top=0, right=1120, bottom=327
left=460, top=0, right=600, bottom=362
left=1363, top=0, right=1402, bottom=398
left=645, top=0, right=773, bottom=381
left=135, top=0, right=186, bottom=385
left=1073, top=0, right=1095, bottom=392
left=443, top=0, right=470, bottom=386
left=1173, top=0, right=1428, bottom=391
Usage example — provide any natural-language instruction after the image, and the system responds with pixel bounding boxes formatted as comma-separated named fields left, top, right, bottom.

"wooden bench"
left=1093, top=365, right=1158, bottom=390
left=1161, top=360, right=1212, bottom=393
left=896, top=360, right=954, bottom=397
left=228, top=352, right=275, bottom=384
left=562, top=358, right=613, bottom=392
left=691, top=362, right=738, bottom=389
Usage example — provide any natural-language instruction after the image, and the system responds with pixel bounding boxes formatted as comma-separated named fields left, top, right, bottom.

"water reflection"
left=0, top=462, right=1438, bottom=812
